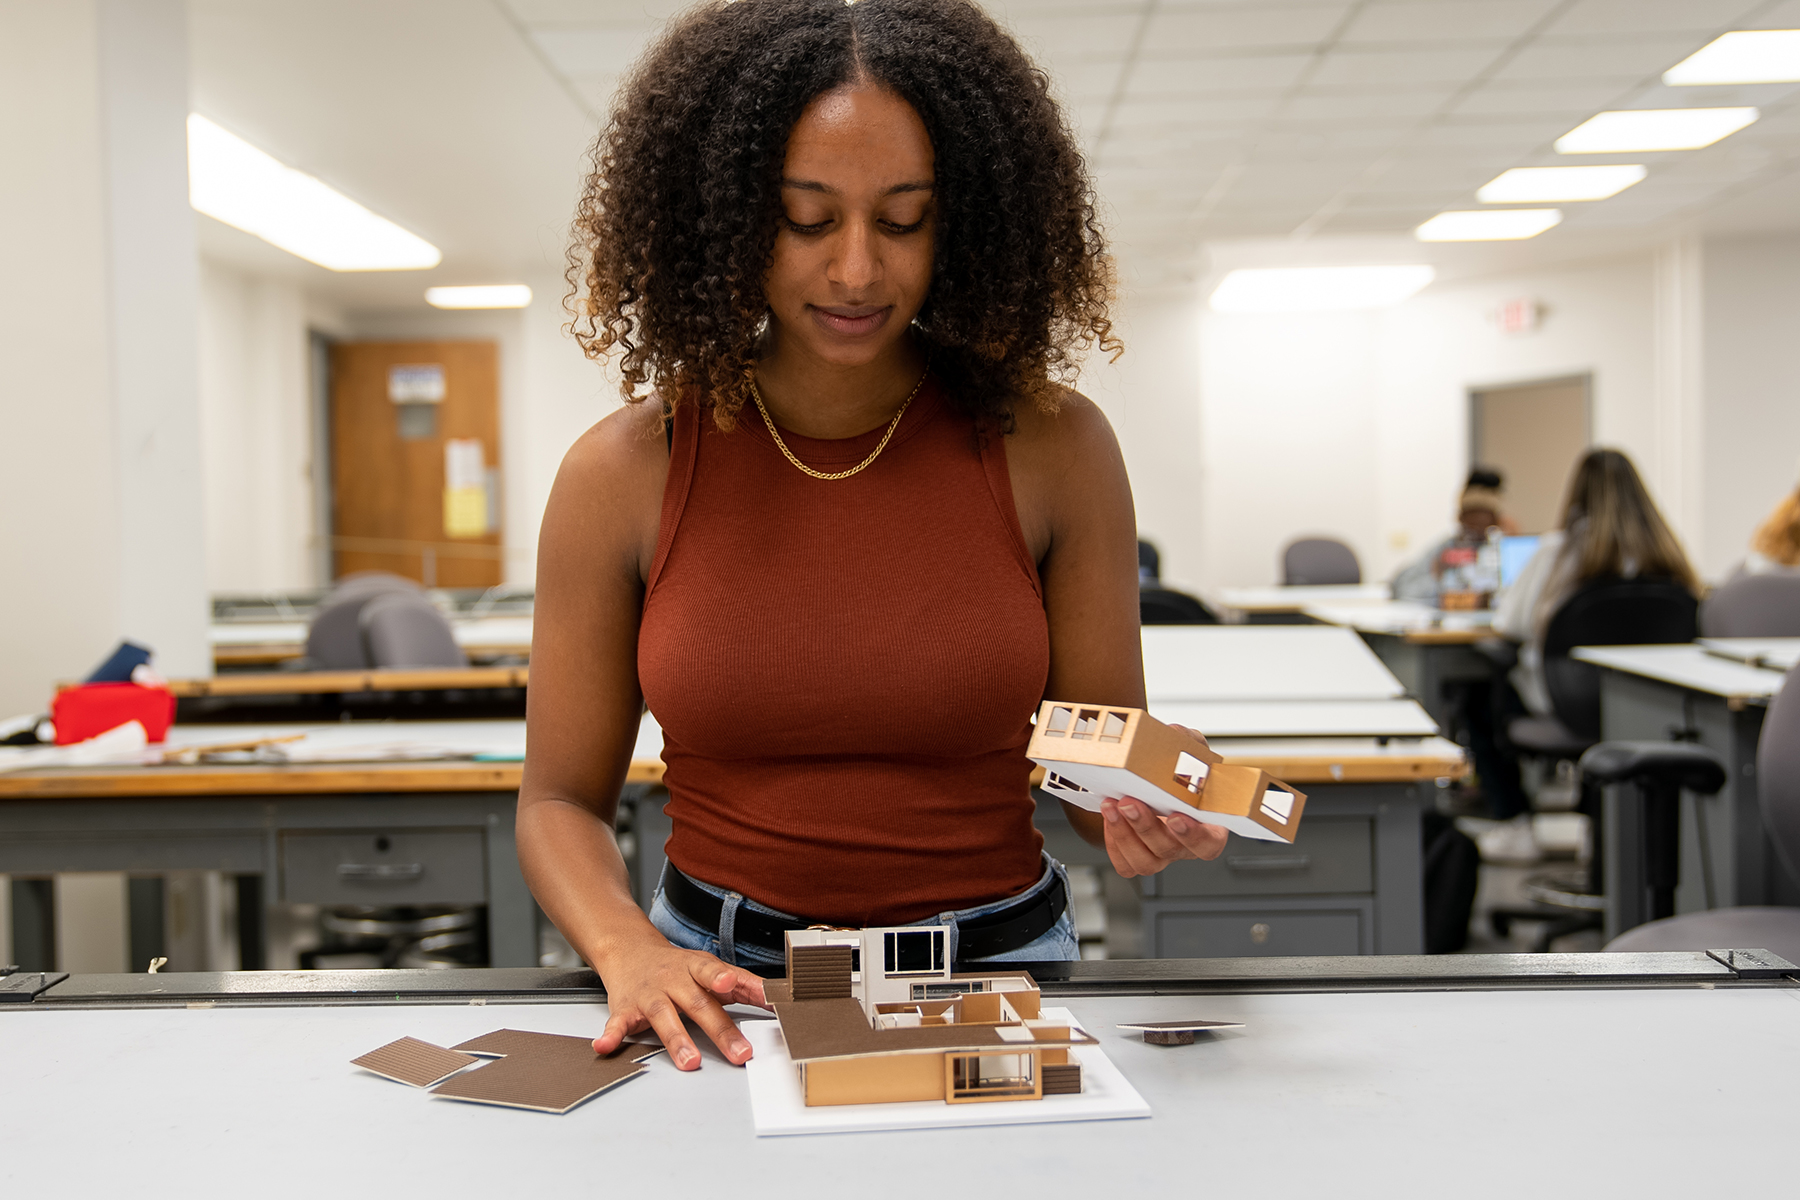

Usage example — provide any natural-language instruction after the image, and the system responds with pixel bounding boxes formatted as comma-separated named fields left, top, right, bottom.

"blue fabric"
left=649, top=854, right=1080, bottom=968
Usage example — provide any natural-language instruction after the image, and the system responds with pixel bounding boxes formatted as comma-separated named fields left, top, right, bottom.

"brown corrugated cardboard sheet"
left=352, top=1029, right=663, bottom=1115
left=352, top=1036, right=478, bottom=1087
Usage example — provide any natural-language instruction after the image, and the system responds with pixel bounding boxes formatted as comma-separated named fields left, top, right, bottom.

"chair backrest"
left=1758, top=658, right=1800, bottom=883
left=1700, top=573, right=1800, bottom=637
left=303, top=573, right=423, bottom=670
left=1139, top=587, right=1217, bottom=626
left=1542, top=577, right=1699, bottom=740
left=1282, top=538, right=1361, bottom=586
left=360, top=591, right=467, bottom=669
left=1137, top=540, right=1161, bottom=583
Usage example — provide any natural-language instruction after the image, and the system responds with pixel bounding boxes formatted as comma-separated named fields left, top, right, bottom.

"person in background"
left=1475, top=448, right=1701, bottom=863
left=1733, top=472, right=1800, bottom=578
left=1392, top=468, right=1514, bottom=604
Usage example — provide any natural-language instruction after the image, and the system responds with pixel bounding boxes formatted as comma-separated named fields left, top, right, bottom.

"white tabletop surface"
left=1157, top=698, right=1440, bottom=738
left=1303, top=600, right=1495, bottom=636
left=4, top=986, right=1794, bottom=1197
left=1142, top=626, right=1406, bottom=702
left=1207, top=735, right=1465, bottom=762
left=1204, top=583, right=1391, bottom=614
left=1700, top=637, right=1800, bottom=673
left=209, top=615, right=534, bottom=649
left=1572, top=644, right=1788, bottom=700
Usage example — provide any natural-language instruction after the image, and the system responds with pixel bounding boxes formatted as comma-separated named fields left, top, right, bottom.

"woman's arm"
left=519, top=405, right=762, bottom=1070
left=1009, top=394, right=1227, bottom=877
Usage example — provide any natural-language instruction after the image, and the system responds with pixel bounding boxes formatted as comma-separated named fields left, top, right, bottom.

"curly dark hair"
left=567, top=0, right=1117, bottom=429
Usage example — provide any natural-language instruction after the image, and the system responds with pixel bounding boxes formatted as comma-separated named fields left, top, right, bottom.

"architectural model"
left=1027, top=701, right=1307, bottom=843
left=767, top=926, right=1097, bottom=1107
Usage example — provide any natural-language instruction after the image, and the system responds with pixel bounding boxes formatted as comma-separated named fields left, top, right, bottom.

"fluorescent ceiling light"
left=1665, top=30, right=1800, bottom=85
left=1554, top=107, right=1758, bottom=153
left=426, top=285, right=533, bottom=309
left=1477, top=165, right=1646, bottom=203
left=1209, top=265, right=1435, bottom=313
left=1415, top=209, right=1562, bottom=242
left=186, top=114, right=441, bottom=271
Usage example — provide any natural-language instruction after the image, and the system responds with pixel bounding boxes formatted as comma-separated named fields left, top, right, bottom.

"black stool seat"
left=1506, top=715, right=1594, bottom=760
left=1579, top=742, right=1727, bottom=794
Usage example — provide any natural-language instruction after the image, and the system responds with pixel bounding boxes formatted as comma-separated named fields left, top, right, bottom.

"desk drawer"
left=1151, top=908, right=1362, bottom=957
left=1152, top=817, right=1373, bottom=897
left=280, top=830, right=486, bottom=905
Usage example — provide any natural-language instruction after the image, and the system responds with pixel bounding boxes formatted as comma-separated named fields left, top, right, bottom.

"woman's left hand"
left=1098, top=724, right=1229, bottom=878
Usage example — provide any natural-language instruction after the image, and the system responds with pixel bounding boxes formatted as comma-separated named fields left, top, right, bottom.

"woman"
left=520, top=0, right=1225, bottom=1074
left=1391, top=468, right=1511, bottom=604
left=1736, top=474, right=1800, bottom=577
left=1478, top=449, right=1699, bottom=862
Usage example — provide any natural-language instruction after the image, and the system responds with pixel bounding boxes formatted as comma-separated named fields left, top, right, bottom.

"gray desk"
left=4, top=956, right=1795, bottom=1197
left=1573, top=644, right=1797, bottom=937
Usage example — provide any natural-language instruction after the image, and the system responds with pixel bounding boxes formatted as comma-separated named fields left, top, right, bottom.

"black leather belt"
left=660, top=864, right=1067, bottom=961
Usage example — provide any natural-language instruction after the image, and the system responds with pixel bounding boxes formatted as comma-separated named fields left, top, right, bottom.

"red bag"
left=51, top=682, right=176, bottom=745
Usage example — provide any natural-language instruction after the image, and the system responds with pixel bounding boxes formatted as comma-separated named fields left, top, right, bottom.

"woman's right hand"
left=590, top=933, right=768, bottom=1070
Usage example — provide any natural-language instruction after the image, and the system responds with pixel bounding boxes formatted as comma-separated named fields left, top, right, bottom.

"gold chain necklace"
left=750, top=368, right=928, bottom=481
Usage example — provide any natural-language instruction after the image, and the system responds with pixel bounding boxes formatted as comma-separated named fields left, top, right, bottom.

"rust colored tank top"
left=639, top=378, right=1049, bottom=925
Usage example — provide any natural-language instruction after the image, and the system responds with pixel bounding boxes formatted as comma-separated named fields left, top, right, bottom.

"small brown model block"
left=1027, top=701, right=1306, bottom=843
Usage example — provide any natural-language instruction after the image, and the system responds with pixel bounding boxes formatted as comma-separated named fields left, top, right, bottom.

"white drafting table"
left=4, top=961, right=1796, bottom=1197
left=209, top=615, right=534, bottom=657
left=1700, top=637, right=1800, bottom=674
left=1155, top=699, right=1440, bottom=738
left=1303, top=600, right=1494, bottom=636
left=1141, top=625, right=1406, bottom=702
left=1573, top=644, right=1793, bottom=931
left=1201, top=582, right=1391, bottom=620
left=1571, top=644, right=1787, bottom=702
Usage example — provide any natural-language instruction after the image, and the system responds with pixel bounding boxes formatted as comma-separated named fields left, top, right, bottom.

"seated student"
left=1391, top=469, right=1514, bottom=604
left=1474, top=449, right=1700, bottom=862
left=1731, top=474, right=1800, bottom=579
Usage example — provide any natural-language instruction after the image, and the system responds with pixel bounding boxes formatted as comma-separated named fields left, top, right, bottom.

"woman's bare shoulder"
left=557, top=399, right=669, bottom=494
left=540, top=399, right=669, bottom=578
left=1007, top=387, right=1126, bottom=477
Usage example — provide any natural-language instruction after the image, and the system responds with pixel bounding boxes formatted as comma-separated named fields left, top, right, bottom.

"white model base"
left=742, top=1007, right=1150, bottom=1136
left=1038, top=763, right=1295, bottom=842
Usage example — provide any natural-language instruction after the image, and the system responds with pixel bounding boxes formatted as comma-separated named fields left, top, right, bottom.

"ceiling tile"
left=1308, top=45, right=1505, bottom=86
left=500, top=0, right=681, bottom=22
left=1125, top=54, right=1316, bottom=94
left=1490, top=35, right=1719, bottom=82
left=1542, top=0, right=1766, bottom=36
left=1448, top=81, right=1634, bottom=116
left=1109, top=95, right=1287, bottom=128
left=1279, top=85, right=1459, bottom=120
left=1142, top=4, right=1352, bottom=54
left=1745, top=0, right=1800, bottom=27
left=1338, top=0, right=1561, bottom=45
left=529, top=26, right=659, bottom=76
left=1008, top=12, right=1146, bottom=59
left=1048, top=59, right=1129, bottom=102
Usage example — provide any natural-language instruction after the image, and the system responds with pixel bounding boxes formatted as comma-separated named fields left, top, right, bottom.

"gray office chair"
left=360, top=591, right=467, bottom=669
left=1282, top=538, right=1361, bottom=586
left=1139, top=587, right=1218, bottom=625
left=1700, top=573, right=1800, bottom=637
left=1603, top=656, right=1800, bottom=963
left=303, top=573, right=423, bottom=669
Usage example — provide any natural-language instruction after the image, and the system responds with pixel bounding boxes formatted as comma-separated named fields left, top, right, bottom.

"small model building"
left=1027, top=701, right=1307, bottom=843
left=768, top=926, right=1094, bottom=1107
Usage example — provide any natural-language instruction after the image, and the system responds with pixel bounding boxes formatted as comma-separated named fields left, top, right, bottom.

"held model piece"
left=766, top=926, right=1097, bottom=1107
left=1027, top=701, right=1306, bottom=843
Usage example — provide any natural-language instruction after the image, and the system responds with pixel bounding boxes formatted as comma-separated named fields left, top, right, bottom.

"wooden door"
left=329, top=340, right=502, bottom=587
left=1470, top=376, right=1591, bottom=535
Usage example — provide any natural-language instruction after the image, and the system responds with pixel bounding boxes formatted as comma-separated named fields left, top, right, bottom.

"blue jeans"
left=649, top=854, right=1079, bottom=969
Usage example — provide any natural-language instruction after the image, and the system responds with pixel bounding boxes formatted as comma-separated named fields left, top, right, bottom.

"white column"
left=98, top=0, right=210, bottom=676
left=1652, top=236, right=1706, bottom=563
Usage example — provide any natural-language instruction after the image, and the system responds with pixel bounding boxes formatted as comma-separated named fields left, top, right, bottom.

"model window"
left=1069, top=708, right=1101, bottom=739
left=1260, top=788, right=1295, bottom=823
left=948, top=1051, right=1038, bottom=1101
left=1174, top=751, right=1209, bottom=793
left=1044, top=772, right=1090, bottom=794
left=1044, top=706, right=1072, bottom=736
left=884, top=929, right=945, bottom=975
left=1099, top=711, right=1127, bottom=742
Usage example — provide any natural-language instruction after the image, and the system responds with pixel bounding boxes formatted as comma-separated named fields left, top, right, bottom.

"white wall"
left=198, top=262, right=318, bottom=592
left=1701, top=234, right=1800, bottom=580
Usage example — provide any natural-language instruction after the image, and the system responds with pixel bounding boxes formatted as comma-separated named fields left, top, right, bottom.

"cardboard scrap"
left=352, top=1037, right=479, bottom=1088
left=352, top=1029, right=663, bottom=1115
